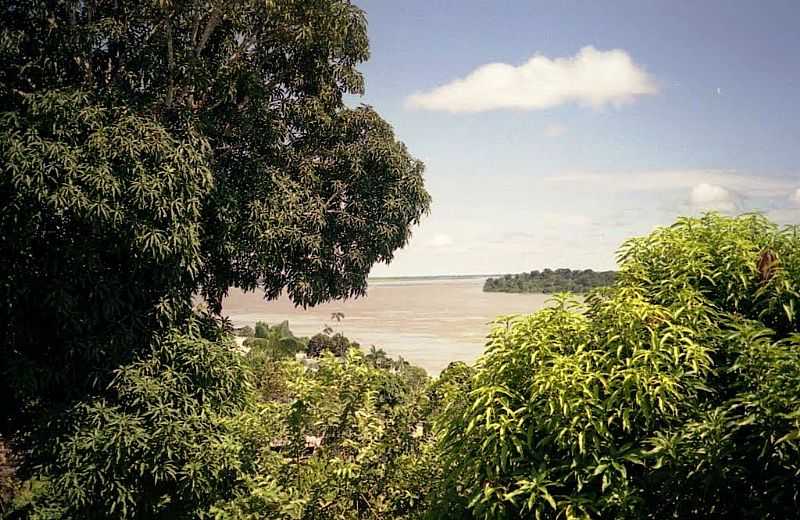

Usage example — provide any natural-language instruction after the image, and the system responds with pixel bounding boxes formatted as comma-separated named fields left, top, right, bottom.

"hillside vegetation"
left=6, top=214, right=800, bottom=519
left=2, top=1, right=799, bottom=518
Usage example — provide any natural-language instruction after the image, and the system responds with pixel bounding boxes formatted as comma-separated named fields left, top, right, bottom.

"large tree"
left=442, top=214, right=800, bottom=519
left=0, top=0, right=429, bottom=436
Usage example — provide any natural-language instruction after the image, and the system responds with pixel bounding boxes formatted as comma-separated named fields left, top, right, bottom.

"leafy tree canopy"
left=1, top=0, right=429, bottom=433
left=306, top=332, right=353, bottom=358
left=444, top=214, right=800, bottom=519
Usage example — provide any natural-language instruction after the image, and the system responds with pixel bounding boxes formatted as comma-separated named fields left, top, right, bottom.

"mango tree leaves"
left=444, top=214, right=800, bottom=519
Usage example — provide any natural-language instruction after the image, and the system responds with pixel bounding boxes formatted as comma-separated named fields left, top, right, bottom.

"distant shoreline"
left=368, top=274, right=500, bottom=282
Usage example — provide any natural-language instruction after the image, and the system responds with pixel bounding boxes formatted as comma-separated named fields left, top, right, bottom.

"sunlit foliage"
left=213, top=348, right=441, bottom=520
left=443, top=214, right=800, bottom=519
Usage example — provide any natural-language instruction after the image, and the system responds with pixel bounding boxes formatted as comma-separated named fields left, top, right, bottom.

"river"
left=221, top=277, right=552, bottom=375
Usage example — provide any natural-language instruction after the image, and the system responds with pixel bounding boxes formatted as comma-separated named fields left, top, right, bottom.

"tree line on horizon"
left=484, top=268, right=617, bottom=293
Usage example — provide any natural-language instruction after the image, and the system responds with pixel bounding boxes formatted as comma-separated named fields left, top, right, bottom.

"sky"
left=351, top=0, right=800, bottom=277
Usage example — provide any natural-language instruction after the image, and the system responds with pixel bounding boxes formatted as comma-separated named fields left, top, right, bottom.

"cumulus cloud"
left=543, top=124, right=567, bottom=138
left=791, top=188, right=800, bottom=205
left=406, top=46, right=657, bottom=113
left=689, top=183, right=739, bottom=213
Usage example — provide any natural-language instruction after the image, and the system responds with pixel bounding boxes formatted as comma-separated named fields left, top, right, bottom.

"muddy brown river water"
left=221, top=277, right=552, bottom=375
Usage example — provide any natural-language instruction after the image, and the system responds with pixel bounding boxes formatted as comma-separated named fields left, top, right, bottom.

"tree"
left=16, top=329, right=253, bottom=518
left=1, top=0, right=428, bottom=434
left=306, top=331, right=352, bottom=358
left=254, top=322, right=270, bottom=339
left=0, top=0, right=429, bottom=515
left=483, top=269, right=616, bottom=294
left=443, top=214, right=800, bottom=519
left=365, top=345, right=391, bottom=369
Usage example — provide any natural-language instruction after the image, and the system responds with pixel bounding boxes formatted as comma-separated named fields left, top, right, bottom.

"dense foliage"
left=214, top=348, right=442, bottom=520
left=6, top=323, right=468, bottom=519
left=2, top=2, right=798, bottom=518
left=243, top=321, right=306, bottom=360
left=1, top=0, right=430, bottom=516
left=1, top=0, right=429, bottom=436
left=306, top=332, right=355, bottom=358
left=444, top=214, right=800, bottom=519
left=16, top=328, right=252, bottom=518
left=484, top=269, right=617, bottom=294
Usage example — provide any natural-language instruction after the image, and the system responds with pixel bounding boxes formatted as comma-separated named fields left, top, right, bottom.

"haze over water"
left=222, top=277, right=551, bottom=375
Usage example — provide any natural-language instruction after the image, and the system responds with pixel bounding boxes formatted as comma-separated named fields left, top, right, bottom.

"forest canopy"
left=483, top=268, right=617, bottom=293
left=2, top=1, right=799, bottom=518
left=1, top=0, right=429, bottom=445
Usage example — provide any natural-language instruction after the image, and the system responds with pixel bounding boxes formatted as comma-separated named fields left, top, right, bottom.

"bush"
left=215, top=350, right=439, bottom=519
left=443, top=214, right=800, bottom=519
left=253, top=322, right=269, bottom=339
left=306, top=332, right=352, bottom=358
left=14, top=331, right=253, bottom=519
left=243, top=337, right=300, bottom=360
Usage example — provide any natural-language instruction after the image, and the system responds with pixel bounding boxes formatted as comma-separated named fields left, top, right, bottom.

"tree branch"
left=166, top=20, right=175, bottom=107
left=195, top=7, right=223, bottom=57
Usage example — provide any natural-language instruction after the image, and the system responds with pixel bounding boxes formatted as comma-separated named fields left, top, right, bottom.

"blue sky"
left=353, top=0, right=800, bottom=276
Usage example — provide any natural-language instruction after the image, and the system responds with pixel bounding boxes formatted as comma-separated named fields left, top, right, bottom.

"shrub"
left=306, top=332, right=352, bottom=358
left=254, top=322, right=270, bottom=339
left=215, top=350, right=439, bottom=519
left=243, top=337, right=300, bottom=360
left=15, top=331, right=253, bottom=519
left=443, top=214, right=800, bottom=519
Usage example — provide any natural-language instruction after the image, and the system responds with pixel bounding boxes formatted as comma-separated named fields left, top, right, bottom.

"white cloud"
left=543, top=124, right=567, bottom=138
left=791, top=188, right=800, bottom=205
left=689, top=183, right=739, bottom=212
left=429, top=233, right=454, bottom=248
left=406, top=46, right=657, bottom=113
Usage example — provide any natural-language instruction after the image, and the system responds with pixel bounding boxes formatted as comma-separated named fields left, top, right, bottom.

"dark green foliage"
left=1, top=0, right=428, bottom=435
left=243, top=337, right=299, bottom=357
left=253, top=322, right=270, bottom=339
left=306, top=332, right=353, bottom=358
left=1, top=89, right=213, bottom=429
left=1, top=1, right=429, bottom=515
left=15, top=331, right=253, bottom=519
left=443, top=214, right=800, bottom=519
left=365, top=345, right=393, bottom=369
left=484, top=268, right=616, bottom=294
left=428, top=362, right=475, bottom=414
left=243, top=321, right=304, bottom=363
